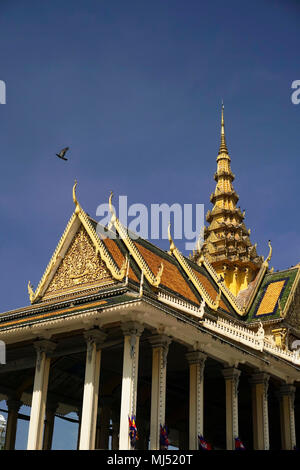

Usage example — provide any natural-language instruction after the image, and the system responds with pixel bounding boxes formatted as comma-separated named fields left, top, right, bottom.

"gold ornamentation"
left=44, top=226, right=114, bottom=297
left=28, top=281, right=35, bottom=303
left=265, top=240, right=272, bottom=264
left=73, top=180, right=80, bottom=215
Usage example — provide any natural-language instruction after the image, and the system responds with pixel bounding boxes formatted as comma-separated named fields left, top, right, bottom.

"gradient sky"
left=0, top=0, right=299, bottom=449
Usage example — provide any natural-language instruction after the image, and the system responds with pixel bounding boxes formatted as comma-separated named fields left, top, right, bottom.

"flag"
left=198, top=435, right=212, bottom=450
left=128, top=415, right=138, bottom=448
left=160, top=425, right=169, bottom=450
left=235, top=437, right=246, bottom=450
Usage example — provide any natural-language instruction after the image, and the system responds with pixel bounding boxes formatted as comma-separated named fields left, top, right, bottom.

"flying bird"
left=56, top=147, right=69, bottom=161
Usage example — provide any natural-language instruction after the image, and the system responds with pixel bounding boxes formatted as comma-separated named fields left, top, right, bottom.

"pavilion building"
left=0, top=108, right=299, bottom=450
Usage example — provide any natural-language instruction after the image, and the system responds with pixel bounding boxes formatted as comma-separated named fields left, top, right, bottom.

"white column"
left=27, top=340, right=56, bottom=450
left=222, top=367, right=241, bottom=450
left=79, top=329, right=107, bottom=450
left=119, top=322, right=144, bottom=450
left=278, top=384, right=296, bottom=450
left=149, top=334, right=171, bottom=450
left=249, top=372, right=270, bottom=450
left=186, top=351, right=206, bottom=450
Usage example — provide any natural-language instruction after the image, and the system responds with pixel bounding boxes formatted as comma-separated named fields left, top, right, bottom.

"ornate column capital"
left=222, top=367, right=241, bottom=381
left=83, top=328, right=107, bottom=348
left=148, top=334, right=171, bottom=350
left=33, top=340, right=56, bottom=372
left=278, top=384, right=296, bottom=397
left=186, top=350, right=207, bottom=365
left=249, top=372, right=270, bottom=386
left=34, top=339, right=56, bottom=356
left=121, top=321, right=144, bottom=337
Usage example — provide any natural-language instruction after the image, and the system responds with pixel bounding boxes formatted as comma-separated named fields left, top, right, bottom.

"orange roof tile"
left=102, top=237, right=138, bottom=283
left=134, top=242, right=200, bottom=305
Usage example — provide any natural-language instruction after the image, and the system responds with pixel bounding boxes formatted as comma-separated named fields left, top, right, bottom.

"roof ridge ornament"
left=73, top=180, right=80, bottom=215
left=219, top=101, right=228, bottom=154
left=264, top=240, right=272, bottom=267
left=28, top=281, right=35, bottom=303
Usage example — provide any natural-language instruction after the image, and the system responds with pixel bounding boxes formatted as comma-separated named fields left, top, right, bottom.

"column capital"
left=83, top=328, right=107, bottom=348
left=185, top=350, right=207, bottom=365
left=121, top=321, right=144, bottom=337
left=6, top=399, right=22, bottom=412
left=249, top=372, right=270, bottom=386
left=148, top=334, right=171, bottom=350
left=33, top=339, right=56, bottom=356
left=222, top=367, right=241, bottom=380
left=278, top=384, right=296, bottom=398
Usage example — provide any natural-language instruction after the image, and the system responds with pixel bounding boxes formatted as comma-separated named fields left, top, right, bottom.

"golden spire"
left=219, top=102, right=228, bottom=154
left=191, top=104, right=264, bottom=296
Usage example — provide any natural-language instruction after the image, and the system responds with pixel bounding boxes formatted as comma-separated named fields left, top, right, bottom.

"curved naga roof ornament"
left=168, top=223, right=221, bottom=311
left=73, top=179, right=80, bottom=215
left=108, top=192, right=164, bottom=288
left=264, top=240, right=272, bottom=266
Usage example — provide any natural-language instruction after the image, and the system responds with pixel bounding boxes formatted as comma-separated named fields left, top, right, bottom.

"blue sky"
left=0, top=0, right=299, bottom=449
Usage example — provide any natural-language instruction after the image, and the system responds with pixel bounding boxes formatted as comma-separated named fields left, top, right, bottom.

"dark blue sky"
left=0, top=0, right=300, bottom=450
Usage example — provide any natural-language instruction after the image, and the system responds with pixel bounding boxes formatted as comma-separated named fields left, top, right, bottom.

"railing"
left=203, top=317, right=264, bottom=351
left=156, top=291, right=300, bottom=366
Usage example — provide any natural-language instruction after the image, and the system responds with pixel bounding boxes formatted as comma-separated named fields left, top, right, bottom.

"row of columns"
left=3, top=324, right=298, bottom=450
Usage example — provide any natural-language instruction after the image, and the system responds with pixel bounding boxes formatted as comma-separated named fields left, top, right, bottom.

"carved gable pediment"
left=42, top=225, right=115, bottom=300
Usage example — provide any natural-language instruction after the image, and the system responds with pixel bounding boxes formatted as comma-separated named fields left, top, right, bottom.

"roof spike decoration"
left=73, top=180, right=80, bottom=215
left=139, top=269, right=144, bottom=297
left=28, top=281, right=35, bottom=304
left=219, top=102, right=228, bottom=154
left=168, top=222, right=176, bottom=253
left=108, top=191, right=117, bottom=231
left=108, top=192, right=163, bottom=288
left=264, top=240, right=272, bottom=266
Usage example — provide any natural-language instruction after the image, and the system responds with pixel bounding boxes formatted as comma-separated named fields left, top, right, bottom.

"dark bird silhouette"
left=56, top=147, right=69, bottom=161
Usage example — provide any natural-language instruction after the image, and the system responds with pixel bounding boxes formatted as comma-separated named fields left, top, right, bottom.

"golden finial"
left=153, top=262, right=164, bottom=287
left=108, top=191, right=117, bottom=229
left=266, top=240, right=272, bottom=263
left=28, top=281, right=35, bottom=303
left=219, top=101, right=228, bottom=154
left=73, top=180, right=80, bottom=215
left=168, top=222, right=176, bottom=253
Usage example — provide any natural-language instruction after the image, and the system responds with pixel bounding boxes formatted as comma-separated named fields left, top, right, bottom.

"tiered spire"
left=192, top=104, right=263, bottom=296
